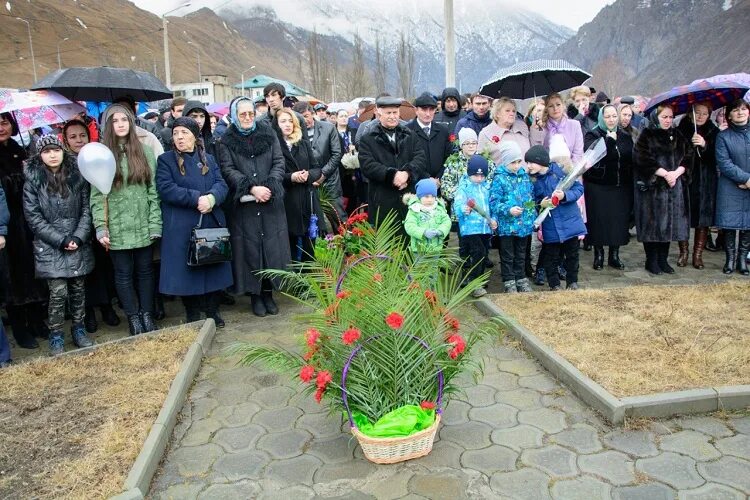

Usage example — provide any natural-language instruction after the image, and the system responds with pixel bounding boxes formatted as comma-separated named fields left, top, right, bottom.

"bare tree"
left=396, top=31, right=415, bottom=99
left=591, top=55, right=633, bottom=99
left=306, top=29, right=332, bottom=100
left=374, top=33, right=387, bottom=95
left=341, top=31, right=372, bottom=100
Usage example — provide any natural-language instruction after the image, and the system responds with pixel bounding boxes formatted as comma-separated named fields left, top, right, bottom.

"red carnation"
left=336, top=290, right=351, bottom=299
left=444, top=315, right=460, bottom=332
left=299, top=365, right=315, bottom=383
left=420, top=401, right=436, bottom=410
left=316, top=370, right=332, bottom=389
left=314, top=386, right=325, bottom=403
left=385, top=312, right=404, bottom=330
left=447, top=334, right=466, bottom=359
left=491, top=135, right=500, bottom=143
left=551, top=195, right=560, bottom=207
left=373, top=273, right=382, bottom=282
left=467, top=198, right=476, bottom=209
left=342, top=326, right=361, bottom=345
left=305, top=327, right=321, bottom=347
left=352, top=227, right=365, bottom=237
left=424, top=289, right=437, bottom=304
left=449, top=134, right=457, bottom=142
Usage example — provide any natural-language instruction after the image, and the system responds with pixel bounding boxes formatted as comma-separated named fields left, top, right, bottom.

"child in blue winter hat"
left=403, top=178, right=451, bottom=257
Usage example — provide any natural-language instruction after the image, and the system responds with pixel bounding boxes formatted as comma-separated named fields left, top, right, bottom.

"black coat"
left=184, top=100, right=217, bottom=157
left=278, top=135, right=325, bottom=237
left=405, top=120, right=453, bottom=179
left=22, top=154, right=94, bottom=279
left=434, top=87, right=466, bottom=133
left=568, top=103, right=600, bottom=137
left=633, top=127, right=693, bottom=242
left=358, top=123, right=427, bottom=227
left=215, top=121, right=291, bottom=295
left=0, top=186, right=7, bottom=236
left=677, top=118, right=719, bottom=228
left=156, top=149, right=233, bottom=296
left=583, top=127, right=634, bottom=187
left=0, top=138, right=46, bottom=305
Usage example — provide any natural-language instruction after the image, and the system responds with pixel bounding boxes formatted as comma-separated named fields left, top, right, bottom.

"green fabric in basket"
left=351, top=405, right=436, bottom=438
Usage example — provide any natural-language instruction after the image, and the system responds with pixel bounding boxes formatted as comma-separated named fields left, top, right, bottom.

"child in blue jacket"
left=454, top=155, right=498, bottom=297
left=525, top=145, right=586, bottom=291
left=489, top=142, right=536, bottom=293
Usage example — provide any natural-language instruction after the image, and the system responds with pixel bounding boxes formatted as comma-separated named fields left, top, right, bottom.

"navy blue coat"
left=533, top=162, right=587, bottom=243
left=715, top=122, right=750, bottom=230
left=156, top=148, right=233, bottom=296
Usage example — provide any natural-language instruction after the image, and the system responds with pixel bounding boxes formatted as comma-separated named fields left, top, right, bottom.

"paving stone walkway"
left=149, top=291, right=750, bottom=500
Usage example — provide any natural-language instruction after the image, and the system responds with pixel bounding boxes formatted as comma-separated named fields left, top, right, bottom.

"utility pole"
left=444, top=0, right=455, bottom=88
left=16, top=17, right=36, bottom=82
left=57, top=37, right=69, bottom=70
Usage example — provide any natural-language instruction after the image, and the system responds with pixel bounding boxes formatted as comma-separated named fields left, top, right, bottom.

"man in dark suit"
left=406, top=92, right=453, bottom=189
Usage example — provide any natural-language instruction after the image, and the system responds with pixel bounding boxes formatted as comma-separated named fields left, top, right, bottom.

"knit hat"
left=457, top=127, right=477, bottom=145
left=173, top=116, right=201, bottom=140
left=548, top=134, right=571, bottom=159
left=498, top=141, right=523, bottom=167
left=524, top=145, right=550, bottom=167
left=101, top=103, right=134, bottom=126
left=37, top=134, right=64, bottom=152
left=467, top=154, right=487, bottom=176
left=415, top=178, right=437, bottom=199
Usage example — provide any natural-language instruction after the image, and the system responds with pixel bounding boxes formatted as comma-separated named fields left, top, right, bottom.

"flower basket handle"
left=341, top=334, right=444, bottom=429
left=335, top=254, right=409, bottom=294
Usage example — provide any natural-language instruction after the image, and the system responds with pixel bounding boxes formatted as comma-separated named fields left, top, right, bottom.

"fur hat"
left=36, top=134, right=64, bottom=152
left=524, top=145, right=550, bottom=167
left=457, top=127, right=477, bottom=146
left=415, top=178, right=437, bottom=199
left=467, top=154, right=488, bottom=176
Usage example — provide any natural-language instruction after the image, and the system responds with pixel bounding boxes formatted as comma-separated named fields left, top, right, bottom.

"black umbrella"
left=479, top=59, right=592, bottom=100
left=32, top=67, right=173, bottom=102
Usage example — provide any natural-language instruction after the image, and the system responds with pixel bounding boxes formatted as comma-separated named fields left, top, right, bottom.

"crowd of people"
left=0, top=80, right=749, bottom=366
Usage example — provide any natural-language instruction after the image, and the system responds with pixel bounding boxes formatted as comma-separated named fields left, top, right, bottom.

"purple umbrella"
left=692, top=73, right=750, bottom=103
left=207, top=102, right=229, bottom=116
left=644, top=79, right=750, bottom=116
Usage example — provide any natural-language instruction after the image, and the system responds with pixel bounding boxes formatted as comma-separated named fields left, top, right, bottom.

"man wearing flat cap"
left=358, top=96, right=428, bottom=230
left=406, top=92, right=453, bottom=186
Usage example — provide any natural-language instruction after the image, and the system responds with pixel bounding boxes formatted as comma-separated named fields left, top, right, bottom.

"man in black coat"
left=159, top=96, right=187, bottom=151
left=358, top=96, right=428, bottom=230
left=434, top=87, right=466, bottom=133
left=406, top=92, right=453, bottom=185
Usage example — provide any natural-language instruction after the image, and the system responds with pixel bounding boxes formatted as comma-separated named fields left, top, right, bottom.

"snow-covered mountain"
left=201, top=0, right=575, bottom=94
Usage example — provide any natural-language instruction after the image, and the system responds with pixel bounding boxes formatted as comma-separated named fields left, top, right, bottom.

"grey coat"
left=22, top=155, right=94, bottom=279
left=310, top=119, right=343, bottom=198
left=715, top=122, right=750, bottom=229
left=215, top=120, right=291, bottom=295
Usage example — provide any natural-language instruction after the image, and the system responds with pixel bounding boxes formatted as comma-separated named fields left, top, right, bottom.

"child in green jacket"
left=404, top=179, right=451, bottom=256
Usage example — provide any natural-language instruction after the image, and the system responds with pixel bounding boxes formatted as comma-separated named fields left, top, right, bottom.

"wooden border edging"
left=475, top=297, right=750, bottom=425
left=110, top=319, right=216, bottom=500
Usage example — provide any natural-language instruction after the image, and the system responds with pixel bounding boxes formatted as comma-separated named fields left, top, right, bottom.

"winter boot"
left=84, top=307, right=98, bottom=334
left=677, top=240, right=689, bottom=267
left=503, top=280, right=517, bottom=294
left=141, top=312, right=158, bottom=333
left=657, top=243, right=675, bottom=274
left=737, top=230, right=750, bottom=276
left=71, top=323, right=94, bottom=348
left=692, top=227, right=708, bottom=269
left=593, top=246, right=604, bottom=270
left=250, top=294, right=267, bottom=317
left=534, top=267, right=546, bottom=286
left=608, top=246, right=625, bottom=270
left=154, top=294, right=166, bottom=321
left=7, top=306, right=38, bottom=349
left=205, top=293, right=225, bottom=328
left=516, top=278, right=533, bottom=293
left=644, top=243, right=662, bottom=275
left=48, top=331, right=64, bottom=356
left=262, top=280, right=279, bottom=315
left=558, top=264, right=567, bottom=281
left=127, top=314, right=144, bottom=336
left=723, top=230, right=737, bottom=275
left=100, top=304, right=121, bottom=327
left=705, top=229, right=718, bottom=252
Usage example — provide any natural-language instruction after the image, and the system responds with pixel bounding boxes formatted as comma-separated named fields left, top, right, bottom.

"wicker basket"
left=342, top=333, right=443, bottom=464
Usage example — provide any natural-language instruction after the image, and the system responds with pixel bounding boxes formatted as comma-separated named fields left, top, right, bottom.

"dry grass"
left=0, top=327, right=197, bottom=499
left=494, top=282, right=750, bottom=398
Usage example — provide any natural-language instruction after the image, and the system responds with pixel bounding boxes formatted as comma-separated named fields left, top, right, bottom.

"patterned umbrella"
left=644, top=79, right=750, bottom=116
left=479, top=59, right=592, bottom=100
left=0, top=89, right=86, bottom=132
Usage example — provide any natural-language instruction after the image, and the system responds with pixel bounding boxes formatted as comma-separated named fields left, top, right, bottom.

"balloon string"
left=104, top=196, right=109, bottom=253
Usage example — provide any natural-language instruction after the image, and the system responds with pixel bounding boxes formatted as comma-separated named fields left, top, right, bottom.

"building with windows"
left=235, top=74, right=313, bottom=100
left=171, top=74, right=241, bottom=104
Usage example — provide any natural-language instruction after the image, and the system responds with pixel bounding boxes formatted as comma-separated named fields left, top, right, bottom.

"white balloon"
left=77, top=142, right=116, bottom=195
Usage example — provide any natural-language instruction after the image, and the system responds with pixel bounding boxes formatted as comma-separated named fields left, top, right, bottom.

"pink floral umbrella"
left=0, top=89, right=86, bottom=132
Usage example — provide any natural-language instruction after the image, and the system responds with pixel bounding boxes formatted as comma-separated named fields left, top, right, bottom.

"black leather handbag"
left=187, top=212, right=232, bottom=267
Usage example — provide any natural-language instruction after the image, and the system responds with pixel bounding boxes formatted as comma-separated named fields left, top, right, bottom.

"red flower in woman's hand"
left=491, top=135, right=500, bottom=143
left=385, top=312, right=404, bottom=330
left=341, top=326, right=361, bottom=345
left=316, top=370, right=332, bottom=389
left=420, top=400, right=436, bottom=410
left=299, top=365, right=315, bottom=383
left=305, top=328, right=321, bottom=346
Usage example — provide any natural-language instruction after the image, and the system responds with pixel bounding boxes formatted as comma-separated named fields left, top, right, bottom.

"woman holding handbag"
left=156, top=117, right=232, bottom=326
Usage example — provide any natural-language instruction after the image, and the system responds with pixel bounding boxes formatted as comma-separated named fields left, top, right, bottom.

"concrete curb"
left=111, top=319, right=216, bottom=500
left=476, top=297, right=750, bottom=424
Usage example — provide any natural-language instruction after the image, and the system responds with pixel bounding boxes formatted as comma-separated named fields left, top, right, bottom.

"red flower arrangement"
left=342, top=326, right=362, bottom=345
left=305, top=327, right=321, bottom=346
left=299, top=365, right=315, bottom=382
left=385, top=312, right=404, bottom=330
left=420, top=401, right=436, bottom=410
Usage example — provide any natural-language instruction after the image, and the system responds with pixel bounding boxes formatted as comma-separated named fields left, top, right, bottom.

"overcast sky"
left=132, top=0, right=616, bottom=30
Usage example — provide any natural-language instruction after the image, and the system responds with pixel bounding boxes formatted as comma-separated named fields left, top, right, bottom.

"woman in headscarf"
left=215, top=97, right=291, bottom=317
left=633, top=104, right=692, bottom=275
left=0, top=112, right=47, bottom=349
left=156, top=117, right=232, bottom=326
left=583, top=104, right=634, bottom=270
left=676, top=103, right=719, bottom=269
